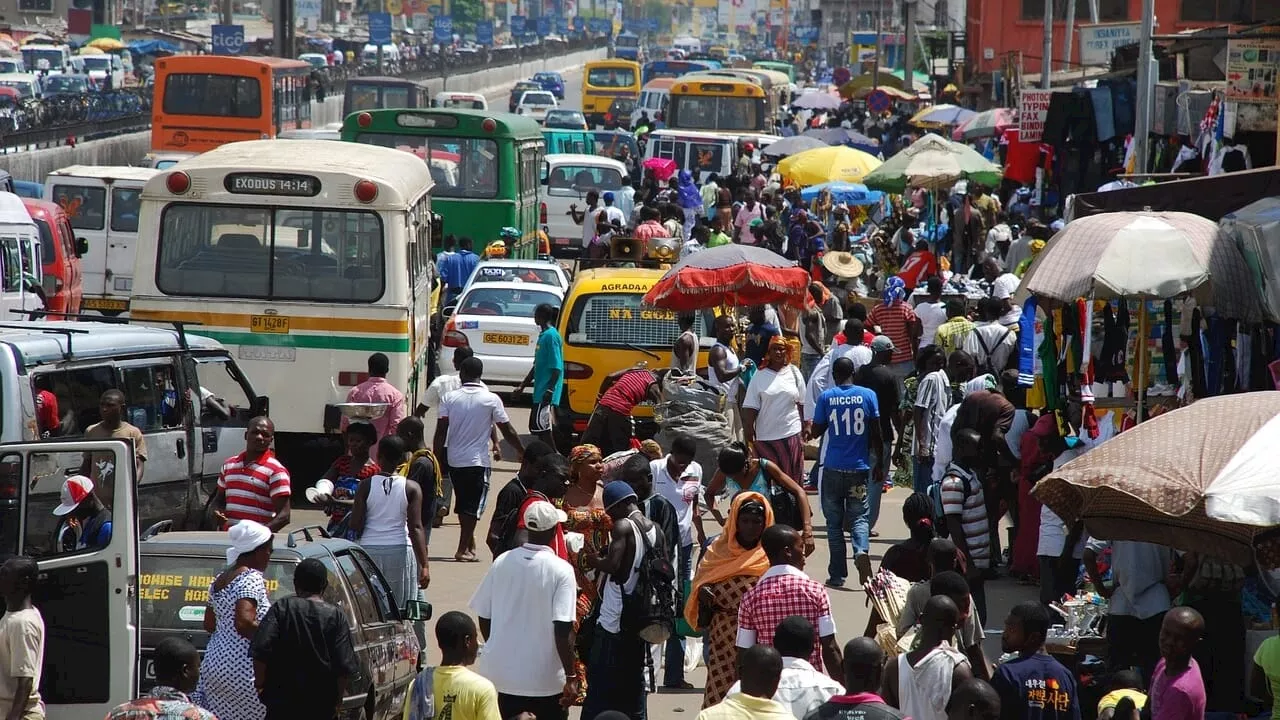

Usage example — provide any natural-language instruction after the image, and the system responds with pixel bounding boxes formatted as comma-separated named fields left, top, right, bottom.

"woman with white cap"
left=195, top=520, right=272, bottom=720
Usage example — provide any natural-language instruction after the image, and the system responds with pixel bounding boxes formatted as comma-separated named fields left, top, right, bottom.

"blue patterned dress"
left=195, top=568, right=270, bottom=720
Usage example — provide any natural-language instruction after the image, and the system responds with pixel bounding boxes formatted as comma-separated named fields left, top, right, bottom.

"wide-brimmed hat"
left=822, top=251, right=865, bottom=278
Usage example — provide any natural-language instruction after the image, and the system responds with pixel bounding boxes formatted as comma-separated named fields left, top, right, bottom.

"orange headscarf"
left=682, top=491, right=774, bottom=630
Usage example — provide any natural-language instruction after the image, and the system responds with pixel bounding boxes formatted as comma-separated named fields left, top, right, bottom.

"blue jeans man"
left=820, top=467, right=870, bottom=586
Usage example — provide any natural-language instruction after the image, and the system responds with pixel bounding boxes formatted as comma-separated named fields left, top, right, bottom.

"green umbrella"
left=862, top=133, right=1002, bottom=194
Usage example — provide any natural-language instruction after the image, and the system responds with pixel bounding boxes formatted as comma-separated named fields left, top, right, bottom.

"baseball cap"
left=523, top=500, right=568, bottom=531
left=603, top=480, right=638, bottom=510
left=603, top=191, right=615, bottom=203
left=53, top=475, right=94, bottom=516
left=870, top=335, right=896, bottom=353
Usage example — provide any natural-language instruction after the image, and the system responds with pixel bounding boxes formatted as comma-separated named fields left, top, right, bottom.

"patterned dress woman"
left=560, top=444, right=613, bottom=705
left=683, top=492, right=774, bottom=708
left=196, top=522, right=273, bottom=720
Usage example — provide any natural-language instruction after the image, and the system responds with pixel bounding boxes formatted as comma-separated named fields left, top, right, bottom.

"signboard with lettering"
left=588, top=17, right=608, bottom=32
left=1225, top=38, right=1280, bottom=104
left=573, top=16, right=585, bottom=31
left=1018, top=89, right=1054, bottom=143
left=433, top=15, right=453, bottom=43
left=536, top=15, right=552, bottom=36
left=1078, top=22, right=1139, bottom=68
left=368, top=12, right=393, bottom=44
left=476, top=20, right=494, bottom=45
left=211, top=24, right=245, bottom=55
left=225, top=173, right=322, bottom=197
left=555, top=16, right=568, bottom=35
left=511, top=14, right=527, bottom=34
left=296, top=0, right=322, bottom=21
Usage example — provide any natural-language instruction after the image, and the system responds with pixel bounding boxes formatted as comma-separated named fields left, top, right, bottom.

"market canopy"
left=909, top=104, right=975, bottom=128
left=128, top=39, right=180, bottom=55
left=1018, top=210, right=1261, bottom=321
left=1067, top=167, right=1280, bottom=223
left=953, top=107, right=1016, bottom=141
left=861, top=133, right=1001, bottom=193
left=1033, top=392, right=1280, bottom=567
left=642, top=244, right=811, bottom=311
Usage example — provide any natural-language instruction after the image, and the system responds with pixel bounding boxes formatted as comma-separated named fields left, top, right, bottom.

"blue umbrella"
left=802, top=127, right=882, bottom=157
left=800, top=181, right=884, bottom=207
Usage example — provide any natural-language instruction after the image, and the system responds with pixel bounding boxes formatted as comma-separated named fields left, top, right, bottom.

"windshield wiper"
left=624, top=343, right=661, bottom=361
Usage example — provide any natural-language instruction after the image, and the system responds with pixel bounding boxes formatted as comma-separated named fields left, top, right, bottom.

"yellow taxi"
left=556, top=266, right=714, bottom=440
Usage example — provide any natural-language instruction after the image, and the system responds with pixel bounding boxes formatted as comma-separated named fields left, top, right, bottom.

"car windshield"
left=566, top=293, right=712, bottom=347
left=547, top=164, right=624, bottom=191
left=81, top=57, right=111, bottom=70
left=523, top=93, right=554, bottom=105
left=535, top=73, right=560, bottom=82
left=473, top=265, right=563, bottom=287
left=458, top=287, right=561, bottom=316
left=0, top=79, right=33, bottom=98
left=44, top=75, right=86, bottom=94
left=140, top=555, right=296, bottom=631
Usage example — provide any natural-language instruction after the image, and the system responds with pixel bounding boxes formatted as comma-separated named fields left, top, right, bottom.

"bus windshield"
left=353, top=133, right=498, bottom=199
left=82, top=57, right=112, bottom=71
left=617, top=35, right=640, bottom=48
left=163, top=73, right=262, bottom=117
left=566, top=293, right=712, bottom=347
left=670, top=95, right=761, bottom=132
left=348, top=83, right=410, bottom=111
left=588, top=67, right=636, bottom=88
left=21, top=48, right=63, bottom=71
left=155, top=204, right=385, bottom=302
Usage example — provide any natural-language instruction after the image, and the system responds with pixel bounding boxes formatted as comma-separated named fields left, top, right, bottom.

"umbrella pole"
left=1136, top=300, right=1148, bottom=423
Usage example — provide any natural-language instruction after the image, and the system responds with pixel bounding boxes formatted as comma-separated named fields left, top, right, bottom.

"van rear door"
left=2, top=439, right=138, bottom=720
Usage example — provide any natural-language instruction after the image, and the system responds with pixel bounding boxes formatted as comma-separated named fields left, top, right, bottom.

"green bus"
left=752, top=60, right=796, bottom=83
left=340, top=108, right=545, bottom=258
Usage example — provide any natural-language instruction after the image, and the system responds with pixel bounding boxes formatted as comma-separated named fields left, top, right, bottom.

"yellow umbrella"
left=776, top=146, right=882, bottom=187
left=88, top=37, right=125, bottom=50
left=78, top=46, right=105, bottom=55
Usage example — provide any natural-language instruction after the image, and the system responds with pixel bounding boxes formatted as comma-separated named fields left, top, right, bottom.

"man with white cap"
left=52, top=475, right=112, bottom=551
left=470, top=499, right=577, bottom=720
left=980, top=257, right=1023, bottom=327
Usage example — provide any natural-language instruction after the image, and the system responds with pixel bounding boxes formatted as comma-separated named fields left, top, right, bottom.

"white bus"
left=130, top=140, right=436, bottom=476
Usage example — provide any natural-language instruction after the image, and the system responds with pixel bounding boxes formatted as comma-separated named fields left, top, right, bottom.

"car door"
left=189, top=354, right=258, bottom=498
left=4, top=438, right=139, bottom=720
left=105, top=183, right=143, bottom=305
left=334, top=549, right=414, bottom=720
left=115, top=357, right=195, bottom=532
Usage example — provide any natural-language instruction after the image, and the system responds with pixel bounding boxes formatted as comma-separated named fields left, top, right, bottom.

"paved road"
left=290, top=401, right=1036, bottom=717
left=481, top=65, right=588, bottom=116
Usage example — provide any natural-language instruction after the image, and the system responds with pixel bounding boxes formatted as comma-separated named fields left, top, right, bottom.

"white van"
left=45, top=166, right=161, bottom=316
left=632, top=78, right=673, bottom=128
left=79, top=52, right=125, bottom=89
left=360, top=43, right=401, bottom=68
left=644, top=129, right=740, bottom=183
left=0, top=73, right=42, bottom=100
left=542, top=153, right=633, bottom=256
left=20, top=43, right=71, bottom=74
left=0, top=323, right=266, bottom=720
left=0, top=58, right=26, bottom=74
left=432, top=91, right=487, bottom=110
left=0, top=192, right=44, bottom=320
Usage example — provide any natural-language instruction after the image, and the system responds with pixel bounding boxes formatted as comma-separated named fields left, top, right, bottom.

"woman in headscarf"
left=1014, top=238, right=1046, bottom=277
left=686, top=492, right=773, bottom=708
left=196, top=520, right=273, bottom=720
left=676, top=169, right=704, bottom=237
left=560, top=444, right=613, bottom=705
left=703, top=441, right=812, bottom=553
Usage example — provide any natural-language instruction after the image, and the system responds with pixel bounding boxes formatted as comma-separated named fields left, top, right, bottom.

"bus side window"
left=34, top=366, right=116, bottom=437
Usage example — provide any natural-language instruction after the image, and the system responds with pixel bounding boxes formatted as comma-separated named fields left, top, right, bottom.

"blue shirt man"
left=744, top=305, right=780, bottom=365
left=516, top=302, right=564, bottom=445
left=440, top=240, right=479, bottom=301
left=810, top=356, right=881, bottom=586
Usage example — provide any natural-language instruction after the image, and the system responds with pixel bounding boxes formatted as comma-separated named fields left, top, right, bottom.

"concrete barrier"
left=0, top=47, right=606, bottom=183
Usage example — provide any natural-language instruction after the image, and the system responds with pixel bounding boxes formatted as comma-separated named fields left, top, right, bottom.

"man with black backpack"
left=581, top=478, right=673, bottom=720
left=962, top=298, right=1018, bottom=378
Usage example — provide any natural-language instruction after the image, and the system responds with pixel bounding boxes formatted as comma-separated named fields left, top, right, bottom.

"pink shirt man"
left=343, top=376, right=406, bottom=439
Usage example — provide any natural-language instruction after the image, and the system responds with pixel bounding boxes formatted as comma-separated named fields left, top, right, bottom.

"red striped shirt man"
left=214, top=417, right=292, bottom=530
left=868, top=300, right=920, bottom=365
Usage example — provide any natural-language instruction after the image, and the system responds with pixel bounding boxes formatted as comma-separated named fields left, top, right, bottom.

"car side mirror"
left=75, top=237, right=88, bottom=257
left=403, top=598, right=432, bottom=621
left=442, top=305, right=456, bottom=319
left=251, top=395, right=270, bottom=417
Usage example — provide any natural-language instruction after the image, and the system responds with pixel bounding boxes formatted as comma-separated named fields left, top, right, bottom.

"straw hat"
left=822, top=251, right=865, bottom=278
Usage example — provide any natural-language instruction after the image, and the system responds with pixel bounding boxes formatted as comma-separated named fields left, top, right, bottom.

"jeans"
left=663, top=543, right=693, bottom=686
left=801, top=352, right=822, bottom=381
left=583, top=628, right=648, bottom=720
left=820, top=467, right=870, bottom=582
left=912, top=456, right=935, bottom=495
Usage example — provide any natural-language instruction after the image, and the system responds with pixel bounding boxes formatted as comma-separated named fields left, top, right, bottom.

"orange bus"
left=150, top=55, right=314, bottom=153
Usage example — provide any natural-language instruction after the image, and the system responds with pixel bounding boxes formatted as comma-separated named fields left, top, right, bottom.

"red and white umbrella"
left=642, top=244, right=811, bottom=311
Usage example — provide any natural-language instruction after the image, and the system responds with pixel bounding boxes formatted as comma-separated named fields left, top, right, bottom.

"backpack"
left=621, top=513, right=677, bottom=644
left=397, top=448, right=442, bottom=498
left=927, top=462, right=974, bottom=539
left=972, top=326, right=1012, bottom=376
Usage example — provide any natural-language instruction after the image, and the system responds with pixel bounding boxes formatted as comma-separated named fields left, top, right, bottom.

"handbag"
left=675, top=574, right=702, bottom=638
left=763, top=459, right=803, bottom=530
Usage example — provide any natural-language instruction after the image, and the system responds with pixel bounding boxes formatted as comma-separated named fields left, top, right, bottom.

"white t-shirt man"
left=916, top=300, right=948, bottom=350
left=962, top=321, right=1018, bottom=374
left=914, top=369, right=952, bottom=457
left=803, top=343, right=874, bottom=421
left=439, top=383, right=510, bottom=468
left=601, top=204, right=626, bottom=228
left=651, top=456, right=703, bottom=547
left=424, top=372, right=462, bottom=410
left=470, top=543, right=576, bottom=698
left=743, top=364, right=805, bottom=441
left=581, top=205, right=603, bottom=247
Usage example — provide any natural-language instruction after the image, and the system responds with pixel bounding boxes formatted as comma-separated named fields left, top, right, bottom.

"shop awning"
left=1067, top=167, right=1280, bottom=223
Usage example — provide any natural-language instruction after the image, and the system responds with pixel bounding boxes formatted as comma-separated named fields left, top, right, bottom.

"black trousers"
left=498, top=693, right=567, bottom=720
left=1106, top=611, right=1165, bottom=687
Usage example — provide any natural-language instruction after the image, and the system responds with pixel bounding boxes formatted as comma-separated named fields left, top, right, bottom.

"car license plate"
left=250, top=315, right=290, bottom=333
left=483, top=332, right=529, bottom=345
left=83, top=297, right=129, bottom=311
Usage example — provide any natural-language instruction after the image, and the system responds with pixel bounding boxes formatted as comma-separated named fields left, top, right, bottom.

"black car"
left=605, top=97, right=636, bottom=131
left=509, top=80, right=542, bottom=113
left=138, top=527, right=427, bottom=720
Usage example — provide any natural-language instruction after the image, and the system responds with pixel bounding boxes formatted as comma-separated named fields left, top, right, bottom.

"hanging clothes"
left=1188, top=307, right=1206, bottom=399
left=1096, top=303, right=1130, bottom=383
left=1162, top=300, right=1179, bottom=387
left=1037, top=313, right=1061, bottom=411
left=1018, top=298, right=1038, bottom=388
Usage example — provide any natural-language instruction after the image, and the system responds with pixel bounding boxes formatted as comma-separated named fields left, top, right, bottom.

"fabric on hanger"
left=1189, top=307, right=1206, bottom=399
left=1235, top=327, right=1250, bottom=391
left=1038, top=312, right=1060, bottom=411
left=1090, top=87, right=1116, bottom=142
left=1097, top=303, right=1130, bottom=382
left=1206, top=315, right=1226, bottom=396
left=1042, top=92, right=1072, bottom=145
left=1018, top=297, right=1037, bottom=387
left=1163, top=299, right=1179, bottom=386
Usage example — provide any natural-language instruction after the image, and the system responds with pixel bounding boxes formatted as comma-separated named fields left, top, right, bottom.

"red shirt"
left=35, top=389, right=58, bottom=436
left=598, top=369, right=657, bottom=415
left=868, top=301, right=919, bottom=364
left=219, top=449, right=291, bottom=525
left=898, top=250, right=938, bottom=291
left=832, top=330, right=876, bottom=346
